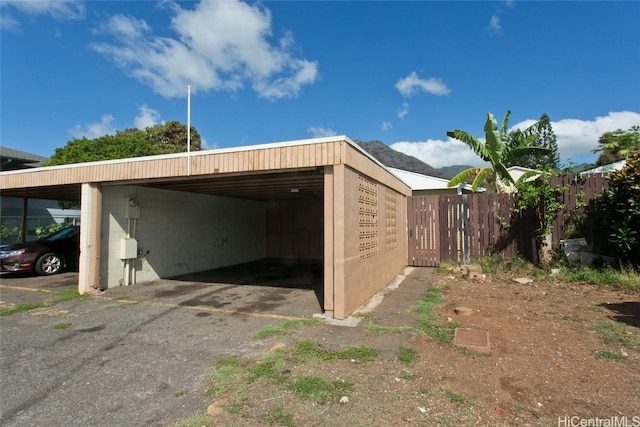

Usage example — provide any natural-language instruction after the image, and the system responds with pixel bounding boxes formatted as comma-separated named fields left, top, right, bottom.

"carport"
left=0, top=136, right=411, bottom=319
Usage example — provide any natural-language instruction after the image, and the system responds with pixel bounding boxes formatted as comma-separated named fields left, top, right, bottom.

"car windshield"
left=39, top=227, right=79, bottom=242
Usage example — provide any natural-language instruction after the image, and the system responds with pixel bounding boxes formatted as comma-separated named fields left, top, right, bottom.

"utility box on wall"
left=124, top=198, right=140, bottom=219
left=120, top=238, right=138, bottom=259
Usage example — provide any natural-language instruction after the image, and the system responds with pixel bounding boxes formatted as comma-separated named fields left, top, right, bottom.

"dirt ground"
left=204, top=267, right=640, bottom=427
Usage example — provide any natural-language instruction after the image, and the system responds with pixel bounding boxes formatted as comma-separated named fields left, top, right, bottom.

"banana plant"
left=447, top=111, right=552, bottom=192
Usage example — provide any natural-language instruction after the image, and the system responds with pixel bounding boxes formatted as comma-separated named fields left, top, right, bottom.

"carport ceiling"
left=136, top=169, right=324, bottom=201
left=0, top=184, right=82, bottom=202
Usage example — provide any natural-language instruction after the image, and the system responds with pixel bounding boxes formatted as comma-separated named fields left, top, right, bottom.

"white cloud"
left=382, top=121, right=392, bottom=131
left=397, top=102, right=409, bottom=120
left=134, top=105, right=161, bottom=129
left=512, top=111, right=640, bottom=162
left=391, top=111, right=640, bottom=168
left=1, top=0, right=84, bottom=28
left=395, top=72, right=450, bottom=97
left=69, top=114, right=116, bottom=139
left=307, top=126, right=336, bottom=138
left=488, top=15, right=501, bottom=33
left=391, top=138, right=488, bottom=169
left=92, top=0, right=319, bottom=100
left=200, top=138, right=218, bottom=150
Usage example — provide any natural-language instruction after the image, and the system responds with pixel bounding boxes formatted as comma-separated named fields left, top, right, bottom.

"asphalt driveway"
left=0, top=264, right=323, bottom=427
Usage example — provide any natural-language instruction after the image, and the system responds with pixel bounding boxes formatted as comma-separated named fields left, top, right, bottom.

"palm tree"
left=447, top=111, right=551, bottom=192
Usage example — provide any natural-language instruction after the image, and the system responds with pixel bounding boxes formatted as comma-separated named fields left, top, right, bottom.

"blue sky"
left=1, top=0, right=639, bottom=168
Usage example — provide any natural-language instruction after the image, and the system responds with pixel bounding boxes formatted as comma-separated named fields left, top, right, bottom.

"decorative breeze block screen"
left=385, top=189, right=398, bottom=250
left=358, top=176, right=379, bottom=259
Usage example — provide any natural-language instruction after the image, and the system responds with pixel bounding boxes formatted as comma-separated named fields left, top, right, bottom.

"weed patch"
left=50, top=322, right=72, bottom=329
left=264, top=406, right=295, bottom=427
left=291, top=376, right=352, bottom=404
left=592, top=350, right=627, bottom=362
left=412, top=287, right=458, bottom=344
left=172, top=413, right=213, bottom=427
left=294, top=340, right=378, bottom=361
left=588, top=320, right=639, bottom=351
left=252, top=318, right=322, bottom=339
left=365, top=322, right=411, bottom=334
left=0, top=289, right=89, bottom=317
left=397, top=345, right=417, bottom=364
left=558, top=266, right=640, bottom=292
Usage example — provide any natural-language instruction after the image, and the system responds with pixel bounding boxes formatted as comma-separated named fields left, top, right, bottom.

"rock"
left=453, top=306, right=473, bottom=316
left=513, top=277, right=533, bottom=285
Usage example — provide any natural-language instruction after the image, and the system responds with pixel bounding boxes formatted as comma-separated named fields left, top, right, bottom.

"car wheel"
left=35, top=253, right=63, bottom=275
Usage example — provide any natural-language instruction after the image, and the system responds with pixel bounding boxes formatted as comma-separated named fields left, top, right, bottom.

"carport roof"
left=0, top=136, right=411, bottom=202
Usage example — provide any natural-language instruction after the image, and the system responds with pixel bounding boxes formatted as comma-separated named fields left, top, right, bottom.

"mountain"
left=353, top=140, right=450, bottom=179
left=437, top=165, right=474, bottom=178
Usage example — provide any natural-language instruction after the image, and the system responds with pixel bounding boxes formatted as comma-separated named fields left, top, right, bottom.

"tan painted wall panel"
left=334, top=166, right=408, bottom=319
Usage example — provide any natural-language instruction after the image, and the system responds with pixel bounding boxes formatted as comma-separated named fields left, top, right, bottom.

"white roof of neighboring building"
left=580, top=160, right=626, bottom=175
left=387, top=167, right=478, bottom=191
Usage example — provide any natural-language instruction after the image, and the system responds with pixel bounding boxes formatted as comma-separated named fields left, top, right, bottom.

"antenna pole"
left=187, top=84, right=191, bottom=176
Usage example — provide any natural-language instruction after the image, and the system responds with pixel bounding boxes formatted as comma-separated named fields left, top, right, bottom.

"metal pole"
left=187, top=84, right=191, bottom=176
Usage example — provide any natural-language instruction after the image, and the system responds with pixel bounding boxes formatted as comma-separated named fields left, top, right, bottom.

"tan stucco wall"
left=332, top=166, right=408, bottom=319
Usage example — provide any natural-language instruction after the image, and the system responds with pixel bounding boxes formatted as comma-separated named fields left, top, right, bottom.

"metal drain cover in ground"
left=454, top=328, right=490, bottom=353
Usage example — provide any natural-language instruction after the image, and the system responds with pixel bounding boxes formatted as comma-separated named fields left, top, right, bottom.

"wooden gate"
left=408, top=194, right=536, bottom=266
left=407, top=195, right=443, bottom=266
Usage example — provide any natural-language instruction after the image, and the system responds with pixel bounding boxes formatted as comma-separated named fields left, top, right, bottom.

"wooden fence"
left=407, top=174, right=608, bottom=266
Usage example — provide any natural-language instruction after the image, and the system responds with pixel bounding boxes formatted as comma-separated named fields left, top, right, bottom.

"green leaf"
left=447, top=168, right=482, bottom=188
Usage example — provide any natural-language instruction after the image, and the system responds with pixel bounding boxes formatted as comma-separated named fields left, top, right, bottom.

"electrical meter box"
left=120, top=238, right=138, bottom=259
left=124, top=198, right=140, bottom=219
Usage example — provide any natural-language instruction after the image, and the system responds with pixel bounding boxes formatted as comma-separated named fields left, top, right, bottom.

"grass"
left=558, top=265, right=640, bottom=292
left=206, top=358, right=246, bottom=397
left=412, top=287, right=459, bottom=344
left=433, top=388, right=476, bottom=407
left=592, top=350, right=627, bottom=362
left=264, top=406, right=295, bottom=427
left=458, top=256, right=640, bottom=293
left=172, top=413, right=214, bottom=427
left=365, top=322, right=411, bottom=334
left=50, top=322, right=72, bottom=329
left=561, top=315, right=589, bottom=323
left=397, top=345, right=417, bottom=364
left=295, top=340, right=378, bottom=361
left=205, top=340, right=373, bottom=410
left=291, top=376, right=352, bottom=404
left=252, top=318, right=322, bottom=339
left=588, top=319, right=639, bottom=351
left=0, top=289, right=90, bottom=317
left=173, top=390, right=186, bottom=397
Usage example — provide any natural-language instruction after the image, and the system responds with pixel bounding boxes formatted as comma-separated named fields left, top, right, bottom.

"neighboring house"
left=0, top=146, right=48, bottom=171
left=387, top=167, right=480, bottom=195
left=0, top=147, right=79, bottom=243
left=495, top=166, right=541, bottom=193
left=580, top=160, right=626, bottom=175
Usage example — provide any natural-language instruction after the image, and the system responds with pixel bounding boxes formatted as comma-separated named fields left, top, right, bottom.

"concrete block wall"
left=100, top=185, right=267, bottom=288
left=340, top=167, right=407, bottom=317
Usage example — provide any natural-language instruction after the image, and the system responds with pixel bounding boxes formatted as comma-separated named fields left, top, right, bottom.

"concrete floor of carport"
left=99, top=259, right=324, bottom=319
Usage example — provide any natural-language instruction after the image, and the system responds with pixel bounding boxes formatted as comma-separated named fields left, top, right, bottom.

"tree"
left=582, top=151, right=640, bottom=268
left=145, top=121, right=202, bottom=154
left=592, top=125, right=640, bottom=166
left=44, top=121, right=201, bottom=166
left=446, top=111, right=551, bottom=192
left=506, top=114, right=559, bottom=171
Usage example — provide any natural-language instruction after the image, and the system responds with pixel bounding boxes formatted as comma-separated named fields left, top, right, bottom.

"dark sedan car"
left=0, top=226, right=80, bottom=275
